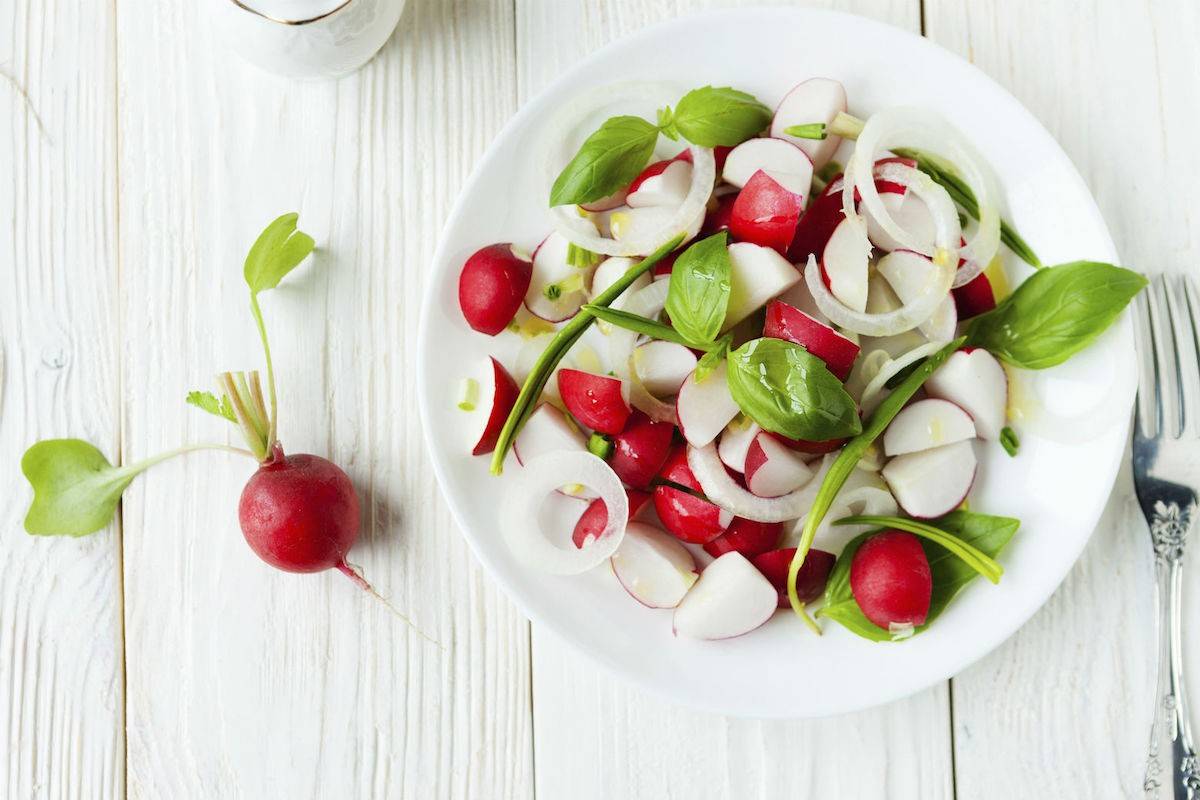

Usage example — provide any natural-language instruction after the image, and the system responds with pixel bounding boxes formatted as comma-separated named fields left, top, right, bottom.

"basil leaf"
left=967, top=261, right=1147, bottom=369
left=726, top=338, right=862, bottom=441
left=549, top=116, right=659, bottom=207
left=694, top=334, right=731, bottom=382
left=662, top=86, right=771, bottom=148
left=665, top=232, right=732, bottom=345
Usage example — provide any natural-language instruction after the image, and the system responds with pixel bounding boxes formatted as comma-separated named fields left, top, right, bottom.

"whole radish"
left=849, top=530, right=932, bottom=629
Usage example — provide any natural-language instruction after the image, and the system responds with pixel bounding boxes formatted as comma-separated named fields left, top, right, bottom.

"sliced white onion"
left=859, top=340, right=946, bottom=414
left=805, top=253, right=952, bottom=337
left=502, top=451, right=628, bottom=575
left=609, top=279, right=678, bottom=423
left=686, top=443, right=824, bottom=523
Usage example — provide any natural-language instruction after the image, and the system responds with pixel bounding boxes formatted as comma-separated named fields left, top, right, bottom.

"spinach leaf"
left=549, top=116, right=659, bottom=207
left=967, top=261, right=1147, bottom=369
left=659, top=86, right=771, bottom=148
left=726, top=337, right=862, bottom=441
left=665, top=232, right=732, bottom=346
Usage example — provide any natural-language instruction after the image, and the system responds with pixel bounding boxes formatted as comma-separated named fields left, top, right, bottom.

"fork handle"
left=1145, top=556, right=1200, bottom=798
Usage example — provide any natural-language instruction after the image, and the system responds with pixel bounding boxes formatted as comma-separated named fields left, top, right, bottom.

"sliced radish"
left=688, top=442, right=825, bottom=523
left=724, top=241, right=802, bottom=330
left=633, top=341, right=697, bottom=397
left=821, top=217, right=871, bottom=313
left=924, top=348, right=1008, bottom=439
left=883, top=398, right=976, bottom=457
left=467, top=356, right=519, bottom=456
left=627, top=159, right=693, bottom=208
left=657, top=443, right=699, bottom=490
left=557, top=369, right=632, bottom=435
left=770, top=78, right=848, bottom=170
left=718, top=416, right=762, bottom=473
left=850, top=530, right=932, bottom=629
left=673, top=552, right=778, bottom=639
left=953, top=270, right=997, bottom=320
left=703, top=517, right=781, bottom=559
left=611, top=522, right=699, bottom=608
left=580, top=187, right=628, bottom=213
left=653, top=485, right=732, bottom=545
left=525, top=231, right=595, bottom=322
left=458, top=243, right=533, bottom=335
left=786, top=182, right=845, bottom=265
left=722, top=138, right=814, bottom=189
left=702, top=192, right=738, bottom=236
left=863, top=191, right=937, bottom=254
left=514, top=403, right=586, bottom=465
left=608, top=410, right=674, bottom=489
left=589, top=256, right=650, bottom=311
left=573, top=489, right=651, bottom=548
left=775, top=274, right=830, bottom=325
left=763, top=300, right=860, bottom=380
left=876, top=249, right=958, bottom=342
left=881, top=440, right=977, bottom=519
left=676, top=361, right=740, bottom=448
left=752, top=547, right=835, bottom=608
left=610, top=204, right=703, bottom=249
left=728, top=170, right=806, bottom=255
left=744, top=432, right=814, bottom=498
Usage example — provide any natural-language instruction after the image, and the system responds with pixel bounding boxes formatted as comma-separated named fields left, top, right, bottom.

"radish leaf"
left=549, top=116, right=659, bottom=207
left=243, top=212, right=316, bottom=296
left=186, top=390, right=236, bottom=422
left=21, top=440, right=137, bottom=537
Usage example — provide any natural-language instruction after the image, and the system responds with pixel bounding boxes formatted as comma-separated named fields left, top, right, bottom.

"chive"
left=582, top=305, right=704, bottom=350
left=587, top=432, right=613, bottom=460
left=1000, top=426, right=1020, bottom=457
left=457, top=377, right=479, bottom=412
left=783, top=122, right=827, bottom=140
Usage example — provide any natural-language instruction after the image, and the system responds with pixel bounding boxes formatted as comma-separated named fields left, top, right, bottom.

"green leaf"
left=243, top=212, right=317, bottom=297
left=669, top=86, right=772, bottom=148
left=186, top=390, right=236, bottom=422
left=783, top=123, right=827, bottom=140
left=726, top=337, right=862, bottom=441
left=967, top=261, right=1147, bottom=369
left=21, top=440, right=137, bottom=537
left=587, top=432, right=614, bottom=460
left=1000, top=426, right=1020, bottom=456
left=665, top=232, right=732, bottom=346
left=695, top=334, right=732, bottom=382
left=549, top=116, right=659, bottom=207
left=583, top=305, right=698, bottom=349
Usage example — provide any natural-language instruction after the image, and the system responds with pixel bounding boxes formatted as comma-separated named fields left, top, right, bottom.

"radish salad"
left=455, top=79, right=1145, bottom=641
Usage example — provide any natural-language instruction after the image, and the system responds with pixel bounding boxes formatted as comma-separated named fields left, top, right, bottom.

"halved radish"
left=514, top=403, right=587, bottom=465
left=881, top=440, right=977, bottom=519
left=744, top=431, right=814, bottom=498
left=770, top=78, right=848, bottom=169
left=953, top=270, right=997, bottom=320
left=611, top=522, right=699, bottom=608
left=718, top=416, right=761, bottom=473
left=752, top=547, right=836, bottom=607
left=525, top=231, right=595, bottom=322
left=821, top=217, right=871, bottom=313
left=610, top=205, right=704, bottom=249
left=467, top=356, right=519, bottom=456
left=590, top=256, right=650, bottom=311
left=775, top=274, right=831, bottom=325
left=557, top=369, right=631, bottom=435
left=703, top=517, right=782, bottom=559
left=786, top=181, right=845, bottom=264
left=924, top=348, right=1008, bottom=439
left=882, top=398, right=976, bottom=456
left=722, top=137, right=814, bottom=189
left=633, top=340, right=697, bottom=397
left=763, top=300, right=860, bottom=380
left=628, top=159, right=693, bottom=208
left=653, top=485, right=732, bottom=544
left=673, top=552, right=778, bottom=639
left=876, top=249, right=958, bottom=341
left=458, top=243, right=533, bottom=335
left=728, top=170, right=807, bottom=255
left=676, top=361, right=740, bottom=448
left=702, top=192, right=738, bottom=236
left=573, top=489, right=651, bottom=548
left=608, top=410, right=674, bottom=489
left=850, top=530, right=932, bottom=629
left=724, top=241, right=802, bottom=330
left=864, top=192, right=936, bottom=253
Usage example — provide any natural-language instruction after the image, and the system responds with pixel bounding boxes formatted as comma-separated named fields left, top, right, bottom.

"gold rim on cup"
left=227, top=0, right=355, bottom=26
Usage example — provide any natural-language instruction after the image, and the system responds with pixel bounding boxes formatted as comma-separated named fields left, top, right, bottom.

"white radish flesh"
left=633, top=341, right=697, bottom=397
left=610, top=204, right=703, bottom=250
left=882, top=440, right=977, bottom=519
left=724, top=242, right=802, bottom=330
left=514, top=403, right=586, bottom=465
left=770, top=78, right=848, bottom=169
left=722, top=138, right=814, bottom=189
left=876, top=249, right=958, bottom=342
left=525, top=231, right=595, bottom=322
left=718, top=416, right=762, bottom=473
left=864, top=191, right=937, bottom=254
left=672, top=552, right=778, bottom=639
left=676, top=362, right=741, bottom=448
left=744, top=433, right=814, bottom=498
left=627, top=160, right=693, bottom=208
left=883, top=398, right=977, bottom=456
left=590, top=256, right=650, bottom=311
left=924, top=348, right=1008, bottom=439
left=611, top=522, right=699, bottom=609
left=822, top=217, right=872, bottom=313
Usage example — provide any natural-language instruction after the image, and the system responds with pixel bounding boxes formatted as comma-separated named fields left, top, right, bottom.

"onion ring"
left=859, top=340, right=946, bottom=414
left=805, top=253, right=953, bottom=338
left=608, top=279, right=678, bottom=423
left=687, top=443, right=823, bottom=523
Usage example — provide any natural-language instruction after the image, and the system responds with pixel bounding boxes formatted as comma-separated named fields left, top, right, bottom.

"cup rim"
left=226, top=0, right=354, bottom=26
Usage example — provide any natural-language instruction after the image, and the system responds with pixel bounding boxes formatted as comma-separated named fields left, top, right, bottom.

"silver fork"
left=1134, top=274, right=1200, bottom=799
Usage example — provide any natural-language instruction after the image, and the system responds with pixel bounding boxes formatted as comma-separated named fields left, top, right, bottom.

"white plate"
left=417, top=8, right=1135, bottom=718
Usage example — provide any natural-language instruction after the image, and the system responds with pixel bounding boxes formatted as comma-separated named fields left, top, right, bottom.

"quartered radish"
left=557, top=369, right=632, bottom=435
left=676, top=361, right=741, bottom=448
left=573, top=489, right=651, bottom=548
left=627, top=159, right=693, bottom=208
left=722, top=137, right=814, bottom=189
left=526, top=231, right=595, bottom=322
left=876, top=249, right=959, bottom=341
left=724, top=241, right=802, bottom=330
left=718, top=415, right=761, bottom=473
left=753, top=547, right=836, bottom=607
left=924, top=348, right=1008, bottom=439
left=590, top=256, right=650, bottom=311
left=610, top=204, right=704, bottom=250
left=728, top=170, right=807, bottom=255
left=770, top=77, right=848, bottom=169
left=883, top=398, right=976, bottom=456
left=464, top=356, right=520, bottom=456
left=821, top=217, right=872, bottom=313
left=703, top=517, right=782, bottom=559
left=787, top=179, right=846, bottom=265
left=881, top=440, right=977, bottom=519
left=850, top=530, right=932, bottom=629
left=611, top=522, right=699, bottom=608
left=633, top=340, right=697, bottom=397
left=458, top=243, right=533, bottom=335
left=673, top=552, right=778, bottom=639
left=653, top=484, right=733, bottom=545
left=608, top=410, right=674, bottom=489
left=763, top=300, right=860, bottom=380
left=864, top=191, right=937, bottom=253
left=775, top=273, right=831, bottom=325
left=744, top=431, right=814, bottom=498
left=953, top=269, right=997, bottom=320
left=513, top=403, right=587, bottom=465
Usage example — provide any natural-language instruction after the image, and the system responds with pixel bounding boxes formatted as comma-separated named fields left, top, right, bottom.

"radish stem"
left=250, top=293, right=280, bottom=446
left=220, top=372, right=269, bottom=461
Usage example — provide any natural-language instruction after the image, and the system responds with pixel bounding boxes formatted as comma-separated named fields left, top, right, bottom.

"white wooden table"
left=3, top=0, right=1197, bottom=796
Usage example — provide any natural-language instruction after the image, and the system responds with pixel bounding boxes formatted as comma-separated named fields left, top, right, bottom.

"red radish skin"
left=572, top=489, right=651, bottom=548
left=763, top=300, right=860, bottom=380
left=771, top=433, right=847, bottom=455
left=657, top=443, right=700, bottom=491
left=556, top=369, right=632, bottom=435
left=608, top=411, right=674, bottom=489
left=653, top=485, right=731, bottom=544
left=953, top=270, right=997, bottom=319
left=702, top=193, right=739, bottom=237
left=850, top=531, right=932, bottom=629
left=704, top=517, right=782, bottom=559
left=472, top=357, right=519, bottom=456
left=752, top=547, right=835, bottom=608
left=743, top=432, right=813, bottom=498
left=729, top=170, right=805, bottom=255
left=457, top=244, right=532, bottom=335
left=787, top=179, right=845, bottom=262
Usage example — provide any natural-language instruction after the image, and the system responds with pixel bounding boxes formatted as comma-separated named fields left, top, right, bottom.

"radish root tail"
left=336, top=561, right=444, bottom=649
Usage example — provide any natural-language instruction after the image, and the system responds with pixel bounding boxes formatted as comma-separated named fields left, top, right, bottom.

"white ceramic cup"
left=214, top=0, right=407, bottom=80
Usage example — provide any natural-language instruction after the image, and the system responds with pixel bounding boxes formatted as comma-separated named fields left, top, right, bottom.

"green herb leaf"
left=665, top=232, right=732, bottom=346
left=549, top=116, right=659, bottom=207
left=186, top=390, right=236, bottom=422
left=695, top=334, right=732, bottom=382
left=1000, top=426, right=1020, bottom=456
left=667, top=86, right=771, bottom=148
left=243, top=212, right=317, bottom=297
left=21, top=440, right=138, bottom=537
left=966, top=261, right=1147, bottom=369
left=726, top=337, right=862, bottom=441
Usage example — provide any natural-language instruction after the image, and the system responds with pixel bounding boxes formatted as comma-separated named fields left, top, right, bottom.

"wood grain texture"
left=114, top=1, right=532, bottom=797
left=0, top=1, right=125, bottom=797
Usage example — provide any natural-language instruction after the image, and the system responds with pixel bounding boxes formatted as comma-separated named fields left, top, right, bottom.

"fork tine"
left=1134, top=286, right=1158, bottom=438
left=1177, top=275, right=1200, bottom=437
left=1148, top=277, right=1182, bottom=438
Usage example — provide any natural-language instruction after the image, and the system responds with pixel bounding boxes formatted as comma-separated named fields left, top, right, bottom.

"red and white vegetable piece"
left=633, top=341, right=697, bottom=397
left=724, top=241, right=802, bottom=330
left=513, top=403, right=586, bottom=465
left=611, top=522, right=699, bottom=608
left=881, top=440, right=977, bottom=519
left=876, top=249, right=958, bottom=342
left=672, top=552, right=778, bottom=639
left=653, top=484, right=733, bottom=545
left=687, top=443, right=823, bottom=523
left=953, top=270, right=997, bottom=320
left=821, top=217, right=872, bottom=313
left=728, top=170, right=807, bottom=255
left=608, top=411, right=674, bottom=489
left=718, top=416, right=762, bottom=473
left=573, top=489, right=651, bottom=548
left=627, top=159, right=693, bottom=208
left=704, top=517, right=782, bottom=559
left=722, top=137, right=814, bottom=190
left=557, top=368, right=632, bottom=435
left=775, top=272, right=831, bottom=325
left=744, top=431, right=814, bottom=497
left=589, top=256, right=650, bottom=311
left=924, top=348, right=1008, bottom=439
left=525, top=231, right=595, bottom=322
left=753, top=547, right=836, bottom=608
left=458, top=243, right=533, bottom=335
left=863, top=191, right=937, bottom=254
left=787, top=179, right=845, bottom=266
left=850, top=530, right=933, bottom=629
left=763, top=300, right=860, bottom=380
left=770, top=77, right=848, bottom=169
left=467, top=356, right=520, bottom=456
left=883, top=398, right=977, bottom=456
left=676, top=361, right=741, bottom=448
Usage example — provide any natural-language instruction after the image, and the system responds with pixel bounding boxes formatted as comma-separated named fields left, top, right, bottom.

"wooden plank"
left=114, top=1, right=532, bottom=796
left=922, top=0, right=1200, bottom=795
left=516, top=3, right=953, bottom=798
left=0, top=1, right=125, bottom=797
